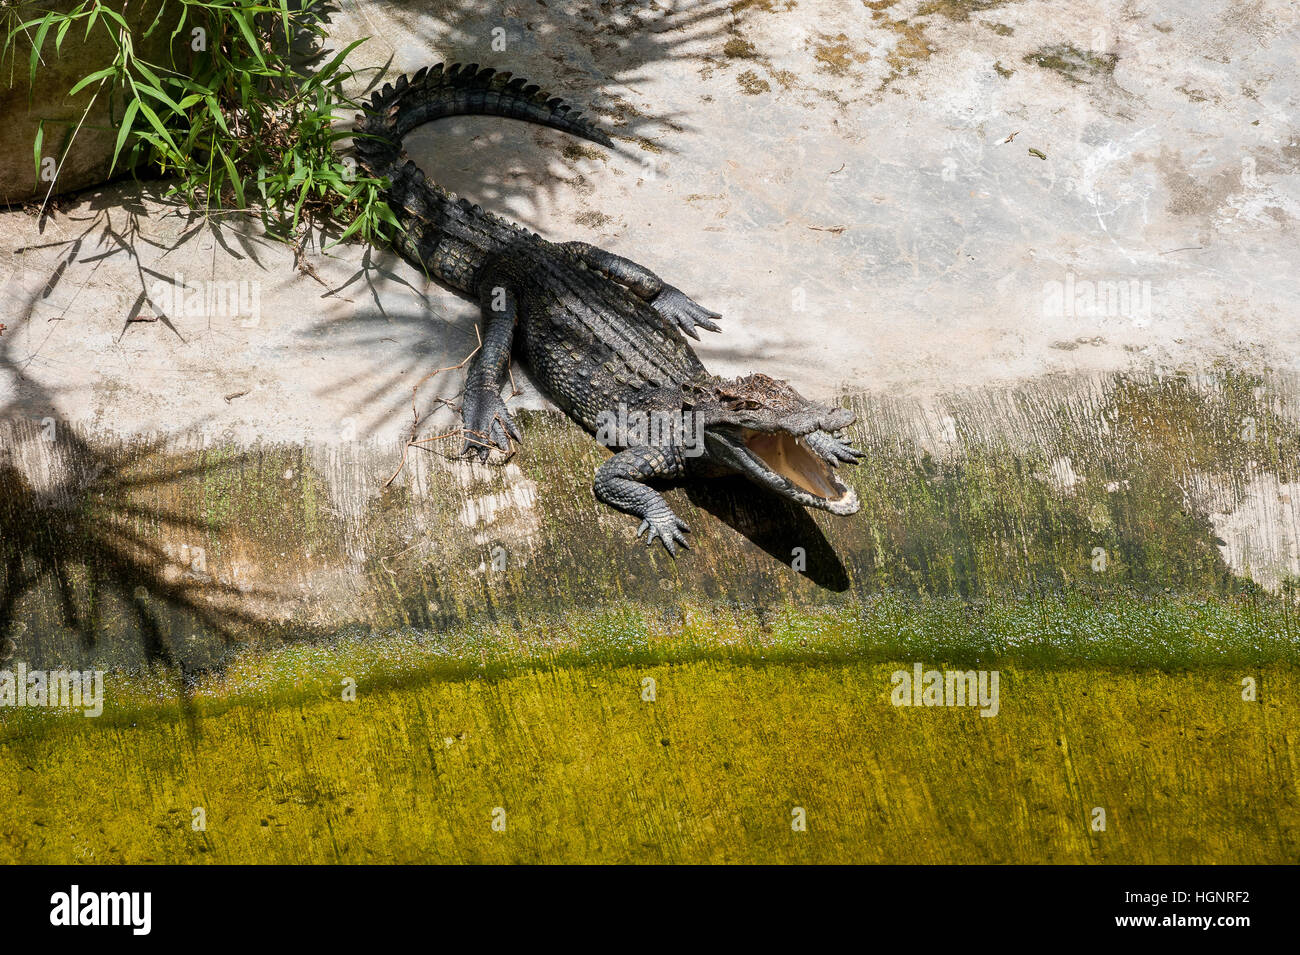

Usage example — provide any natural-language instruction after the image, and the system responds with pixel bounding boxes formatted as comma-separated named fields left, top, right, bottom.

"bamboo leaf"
left=204, top=94, right=229, bottom=134
left=305, top=37, right=366, bottom=91
left=97, top=9, right=129, bottom=32
left=29, top=16, right=52, bottom=87
left=110, top=99, right=141, bottom=171
left=218, top=145, right=245, bottom=208
left=134, top=79, right=185, bottom=117
left=32, top=121, right=44, bottom=178
left=134, top=99, right=178, bottom=155
left=67, top=66, right=117, bottom=98
left=168, top=7, right=190, bottom=47
left=326, top=211, right=368, bottom=248
left=230, top=10, right=266, bottom=68
left=55, top=17, right=73, bottom=54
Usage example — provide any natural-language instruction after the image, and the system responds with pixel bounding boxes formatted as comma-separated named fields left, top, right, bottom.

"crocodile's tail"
left=353, top=62, right=614, bottom=180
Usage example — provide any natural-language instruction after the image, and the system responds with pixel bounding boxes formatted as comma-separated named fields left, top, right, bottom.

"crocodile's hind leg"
left=561, top=241, right=721, bottom=339
left=594, top=445, right=691, bottom=555
left=460, top=279, right=523, bottom=461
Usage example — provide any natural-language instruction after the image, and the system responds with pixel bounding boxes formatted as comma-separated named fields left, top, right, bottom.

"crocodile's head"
left=696, top=374, right=860, bottom=515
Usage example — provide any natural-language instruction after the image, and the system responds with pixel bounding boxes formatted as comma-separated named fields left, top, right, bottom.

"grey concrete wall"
left=3, top=369, right=1299, bottom=673
left=2, top=0, right=1297, bottom=435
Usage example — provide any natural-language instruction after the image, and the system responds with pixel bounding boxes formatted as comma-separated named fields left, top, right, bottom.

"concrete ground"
left=1, top=0, right=1297, bottom=446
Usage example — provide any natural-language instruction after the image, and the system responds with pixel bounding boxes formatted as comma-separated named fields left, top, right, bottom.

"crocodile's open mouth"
left=703, top=423, right=860, bottom=515
left=736, top=429, right=859, bottom=514
left=744, top=430, right=841, bottom=499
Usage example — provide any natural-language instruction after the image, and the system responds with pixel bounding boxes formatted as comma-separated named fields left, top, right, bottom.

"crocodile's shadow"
left=677, top=476, right=850, bottom=591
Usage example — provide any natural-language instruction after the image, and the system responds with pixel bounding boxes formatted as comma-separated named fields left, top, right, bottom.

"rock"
left=0, top=0, right=175, bottom=205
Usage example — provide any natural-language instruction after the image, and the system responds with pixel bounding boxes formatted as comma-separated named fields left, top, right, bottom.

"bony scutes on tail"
left=354, top=63, right=862, bottom=555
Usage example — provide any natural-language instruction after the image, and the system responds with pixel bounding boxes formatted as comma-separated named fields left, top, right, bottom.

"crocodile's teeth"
left=743, top=431, right=847, bottom=502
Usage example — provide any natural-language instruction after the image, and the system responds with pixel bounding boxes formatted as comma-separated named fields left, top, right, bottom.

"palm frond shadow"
left=1, top=256, right=324, bottom=688
left=0, top=443, right=280, bottom=677
left=16, top=181, right=274, bottom=345
left=320, top=0, right=741, bottom=237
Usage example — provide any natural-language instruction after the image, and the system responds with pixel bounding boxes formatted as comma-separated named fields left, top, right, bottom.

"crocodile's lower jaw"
left=818, top=485, right=861, bottom=516
left=743, top=431, right=861, bottom=514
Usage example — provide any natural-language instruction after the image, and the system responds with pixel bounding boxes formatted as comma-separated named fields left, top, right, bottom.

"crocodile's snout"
left=819, top=407, right=855, bottom=433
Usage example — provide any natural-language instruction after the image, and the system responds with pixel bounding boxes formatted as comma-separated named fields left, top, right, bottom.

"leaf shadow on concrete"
left=0, top=260, right=320, bottom=687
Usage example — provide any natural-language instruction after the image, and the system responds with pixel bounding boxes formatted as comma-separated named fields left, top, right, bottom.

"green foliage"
left=5, top=0, right=397, bottom=244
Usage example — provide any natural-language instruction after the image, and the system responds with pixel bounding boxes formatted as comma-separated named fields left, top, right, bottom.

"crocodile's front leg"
left=562, top=241, right=721, bottom=339
left=594, top=445, right=691, bottom=555
left=805, top=429, right=864, bottom=466
left=461, top=278, right=523, bottom=461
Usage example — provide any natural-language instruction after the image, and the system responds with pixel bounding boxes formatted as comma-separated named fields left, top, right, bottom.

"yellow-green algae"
left=2, top=596, right=1298, bottom=863
left=1, top=650, right=1294, bottom=863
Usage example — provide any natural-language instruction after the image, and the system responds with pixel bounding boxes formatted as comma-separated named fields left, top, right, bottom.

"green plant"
left=5, top=0, right=397, bottom=245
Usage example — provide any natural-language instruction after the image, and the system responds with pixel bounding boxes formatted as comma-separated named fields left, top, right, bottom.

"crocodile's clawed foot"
left=637, top=511, right=690, bottom=556
left=460, top=387, right=522, bottom=462
left=651, top=285, right=721, bottom=340
left=805, top=429, right=864, bottom=467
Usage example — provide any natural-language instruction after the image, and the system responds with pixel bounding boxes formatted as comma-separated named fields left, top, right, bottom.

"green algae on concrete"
left=915, top=0, right=1022, bottom=21
left=4, top=370, right=1300, bottom=669
left=1, top=654, right=1294, bottom=863
left=1022, top=44, right=1119, bottom=84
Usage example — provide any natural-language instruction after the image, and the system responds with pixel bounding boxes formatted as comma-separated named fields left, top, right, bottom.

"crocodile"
left=354, top=63, right=862, bottom=554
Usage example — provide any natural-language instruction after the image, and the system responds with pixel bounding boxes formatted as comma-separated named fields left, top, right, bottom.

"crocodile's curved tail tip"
left=353, top=61, right=616, bottom=160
